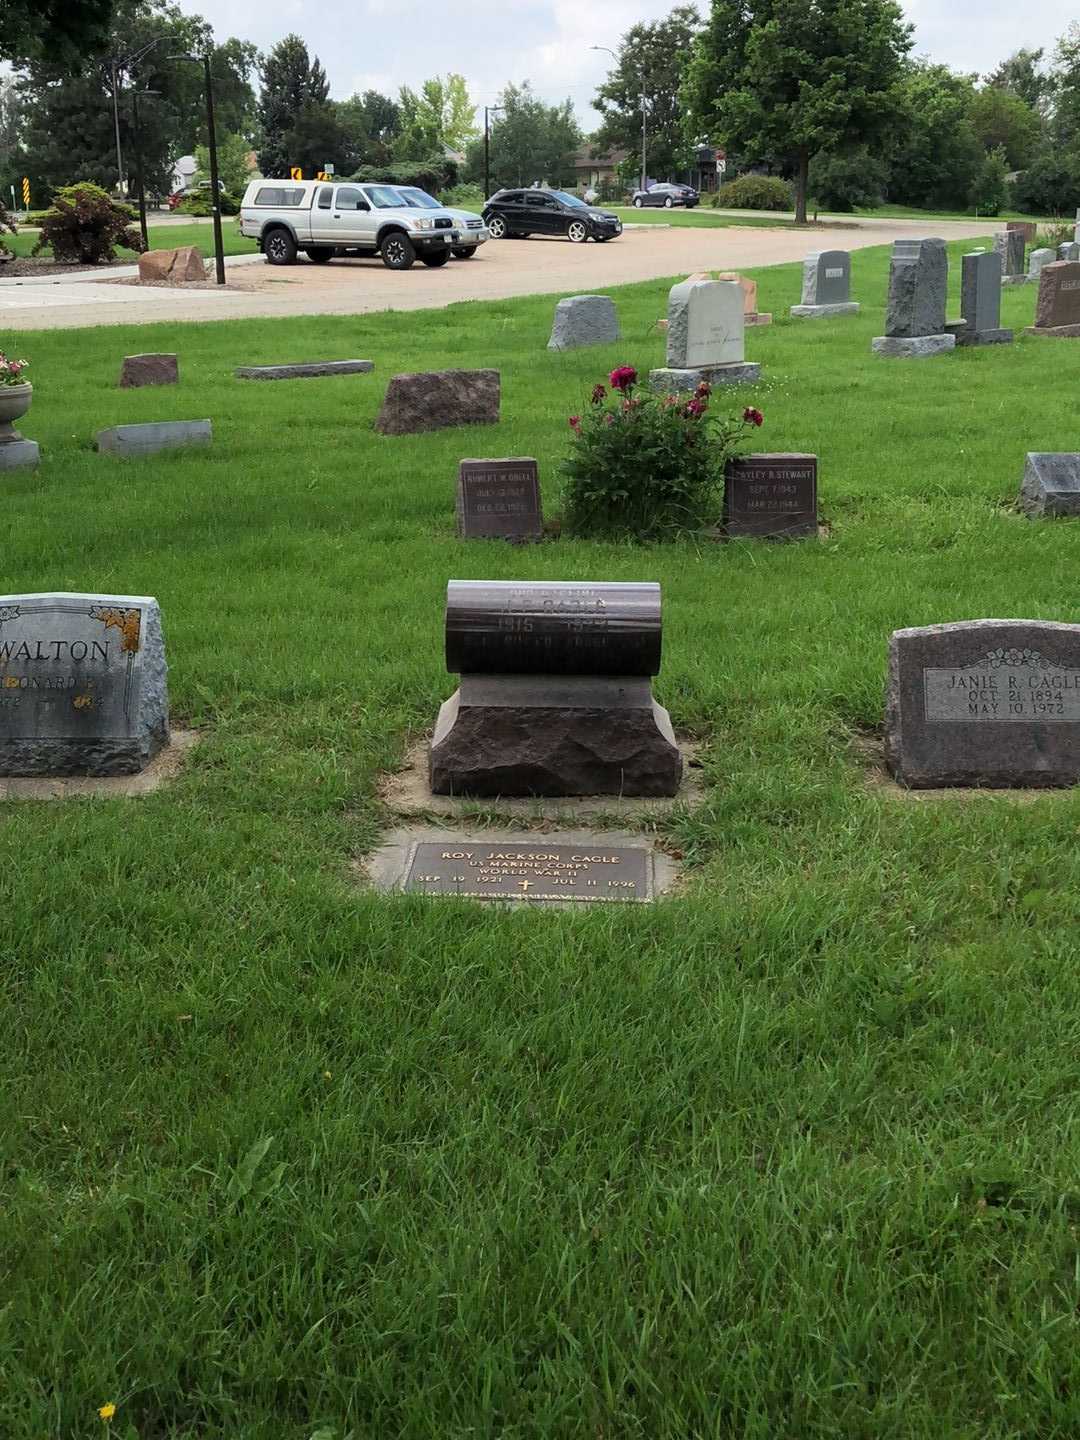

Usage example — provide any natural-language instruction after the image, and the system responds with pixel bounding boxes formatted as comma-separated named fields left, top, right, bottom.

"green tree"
left=593, top=6, right=701, bottom=183
left=395, top=74, right=476, bottom=159
left=808, top=145, right=888, bottom=211
left=337, top=90, right=401, bottom=166
left=886, top=62, right=982, bottom=210
left=969, top=143, right=1008, bottom=213
left=463, top=82, right=580, bottom=190
left=985, top=48, right=1051, bottom=114
left=194, top=131, right=252, bottom=196
left=683, top=0, right=912, bottom=223
left=282, top=101, right=357, bottom=178
left=1, top=0, right=113, bottom=67
left=257, top=34, right=330, bottom=176
left=968, top=86, right=1042, bottom=168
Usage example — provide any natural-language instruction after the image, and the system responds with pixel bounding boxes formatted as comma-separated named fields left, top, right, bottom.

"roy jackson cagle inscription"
left=0, top=592, right=169, bottom=776
left=403, top=840, right=652, bottom=902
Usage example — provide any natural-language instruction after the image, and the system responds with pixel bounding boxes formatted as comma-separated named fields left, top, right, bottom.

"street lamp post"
left=130, top=88, right=159, bottom=250
left=170, top=53, right=226, bottom=285
left=483, top=105, right=503, bottom=202
left=591, top=45, right=647, bottom=192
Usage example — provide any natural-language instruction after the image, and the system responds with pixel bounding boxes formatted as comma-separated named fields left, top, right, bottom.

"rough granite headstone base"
left=649, top=362, right=761, bottom=393
left=886, top=619, right=1080, bottom=788
left=96, top=420, right=212, bottom=456
left=945, top=322, right=1013, bottom=347
left=547, top=295, right=620, bottom=351
left=375, top=369, right=500, bottom=435
left=0, top=439, right=40, bottom=470
left=1026, top=324, right=1080, bottom=339
left=1020, top=453, right=1080, bottom=518
left=429, top=675, right=683, bottom=798
left=235, top=360, right=374, bottom=380
left=790, top=302, right=860, bottom=319
left=871, top=334, right=956, bottom=358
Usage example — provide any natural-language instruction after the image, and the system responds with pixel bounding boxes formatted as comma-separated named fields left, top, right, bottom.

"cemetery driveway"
left=2, top=215, right=1005, bottom=331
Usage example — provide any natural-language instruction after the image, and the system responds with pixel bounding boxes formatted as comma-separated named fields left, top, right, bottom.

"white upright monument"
left=649, top=279, right=761, bottom=392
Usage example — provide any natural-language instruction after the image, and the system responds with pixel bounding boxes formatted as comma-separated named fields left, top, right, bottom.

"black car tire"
left=452, top=247, right=477, bottom=259
left=633, top=197, right=644, bottom=208
left=567, top=220, right=589, bottom=243
left=420, top=249, right=450, bottom=267
left=664, top=196, right=674, bottom=208
left=487, top=215, right=507, bottom=238
left=263, top=228, right=297, bottom=265
left=381, top=232, right=416, bottom=270
left=305, top=247, right=333, bottom=263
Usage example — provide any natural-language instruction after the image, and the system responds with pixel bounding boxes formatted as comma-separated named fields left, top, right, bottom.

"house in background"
left=570, top=145, right=629, bottom=196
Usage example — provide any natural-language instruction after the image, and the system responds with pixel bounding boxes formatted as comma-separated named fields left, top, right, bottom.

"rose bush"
left=561, top=365, right=763, bottom=540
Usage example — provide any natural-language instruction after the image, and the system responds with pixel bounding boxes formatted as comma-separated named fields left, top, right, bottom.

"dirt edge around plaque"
left=378, top=737, right=706, bottom=821
left=0, top=729, right=200, bottom=800
left=856, top=735, right=1054, bottom=803
left=355, top=827, right=682, bottom=904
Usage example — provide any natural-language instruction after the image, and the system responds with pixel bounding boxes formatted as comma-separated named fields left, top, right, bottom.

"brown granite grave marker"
left=456, top=458, right=542, bottom=540
left=1030, top=261, right=1080, bottom=337
left=724, top=454, right=818, bottom=539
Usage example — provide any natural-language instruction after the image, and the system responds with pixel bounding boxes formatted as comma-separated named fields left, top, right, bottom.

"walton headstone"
left=649, top=279, right=760, bottom=391
left=1029, top=261, right=1080, bottom=337
left=1028, top=248, right=1056, bottom=282
left=715, top=272, right=772, bottom=325
left=96, top=420, right=212, bottom=456
left=946, top=250, right=1012, bottom=346
left=886, top=619, right=1080, bottom=788
left=375, top=370, right=500, bottom=435
left=235, top=360, right=374, bottom=380
left=871, top=238, right=955, bottom=357
left=994, top=229, right=1027, bottom=284
left=119, top=353, right=179, bottom=388
left=457, top=458, right=543, bottom=541
left=0, top=591, right=168, bottom=776
left=1019, top=453, right=1080, bottom=519
left=429, top=580, right=682, bottom=797
left=791, top=251, right=859, bottom=318
left=724, top=454, right=818, bottom=539
left=547, top=295, right=620, bottom=351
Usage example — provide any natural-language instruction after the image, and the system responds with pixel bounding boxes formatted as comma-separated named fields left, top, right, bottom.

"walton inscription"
left=457, top=457, right=543, bottom=540
left=404, top=841, right=651, bottom=902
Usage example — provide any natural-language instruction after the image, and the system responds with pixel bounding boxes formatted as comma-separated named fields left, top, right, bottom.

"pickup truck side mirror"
left=355, top=200, right=370, bottom=211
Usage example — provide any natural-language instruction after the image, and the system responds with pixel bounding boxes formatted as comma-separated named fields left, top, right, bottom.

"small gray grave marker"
left=547, top=295, right=620, bottom=351
left=946, top=251, right=1012, bottom=346
left=994, top=229, right=1027, bottom=283
left=457, top=458, right=543, bottom=540
left=96, top=420, right=212, bottom=457
left=235, top=360, right=374, bottom=380
left=1019, top=453, right=1080, bottom=518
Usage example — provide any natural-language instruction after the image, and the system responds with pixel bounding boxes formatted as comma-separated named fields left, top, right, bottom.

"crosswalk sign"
left=21, top=176, right=29, bottom=207
left=289, top=166, right=302, bottom=181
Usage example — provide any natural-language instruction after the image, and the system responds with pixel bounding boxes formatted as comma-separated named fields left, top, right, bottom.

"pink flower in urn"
left=609, top=365, right=637, bottom=392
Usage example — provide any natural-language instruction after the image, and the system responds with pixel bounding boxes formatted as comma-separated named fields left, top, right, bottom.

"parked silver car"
left=394, top=187, right=489, bottom=258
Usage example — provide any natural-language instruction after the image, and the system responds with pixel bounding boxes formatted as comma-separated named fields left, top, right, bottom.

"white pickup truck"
left=238, top=179, right=466, bottom=270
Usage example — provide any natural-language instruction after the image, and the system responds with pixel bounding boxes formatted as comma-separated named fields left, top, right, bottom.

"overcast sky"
left=179, top=0, right=1070, bottom=128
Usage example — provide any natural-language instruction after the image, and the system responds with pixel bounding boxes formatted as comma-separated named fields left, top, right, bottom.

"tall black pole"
left=132, top=89, right=148, bottom=250
left=203, top=53, right=225, bottom=285
left=484, top=107, right=491, bottom=202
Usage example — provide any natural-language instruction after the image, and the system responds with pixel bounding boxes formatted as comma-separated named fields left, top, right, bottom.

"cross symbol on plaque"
left=518, top=880, right=532, bottom=892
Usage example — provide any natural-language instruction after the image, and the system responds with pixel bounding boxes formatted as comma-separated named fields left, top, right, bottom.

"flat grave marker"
left=96, top=420, right=212, bottom=457
left=1019, top=452, right=1080, bottom=518
left=404, top=839, right=652, bottom=902
left=457, top=457, right=543, bottom=541
left=724, top=454, right=818, bottom=539
left=235, top=360, right=374, bottom=380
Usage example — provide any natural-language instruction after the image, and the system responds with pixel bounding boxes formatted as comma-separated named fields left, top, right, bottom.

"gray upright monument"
left=994, top=229, right=1027, bottom=284
left=946, top=250, right=1013, bottom=346
left=871, top=238, right=955, bottom=358
left=649, top=279, right=760, bottom=391
left=790, top=251, right=859, bottom=319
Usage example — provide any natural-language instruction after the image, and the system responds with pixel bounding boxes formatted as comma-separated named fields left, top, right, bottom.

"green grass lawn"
left=854, top=202, right=1054, bottom=225
left=613, top=205, right=798, bottom=228
left=6, top=219, right=257, bottom=261
left=7, top=246, right=1080, bottom=1438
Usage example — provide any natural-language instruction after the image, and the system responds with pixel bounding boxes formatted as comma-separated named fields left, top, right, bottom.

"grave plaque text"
left=403, top=840, right=651, bottom=902
left=724, top=454, right=818, bottom=539
left=456, top=458, right=543, bottom=540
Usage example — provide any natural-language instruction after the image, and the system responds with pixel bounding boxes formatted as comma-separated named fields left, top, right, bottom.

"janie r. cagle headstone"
left=649, top=279, right=760, bottom=392
left=0, top=592, right=168, bottom=775
left=871, top=238, right=955, bottom=358
left=886, top=619, right=1080, bottom=787
left=790, top=251, right=859, bottom=318
left=457, top=457, right=543, bottom=541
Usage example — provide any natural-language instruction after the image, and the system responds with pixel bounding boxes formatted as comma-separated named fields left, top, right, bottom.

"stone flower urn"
left=0, top=382, right=32, bottom=442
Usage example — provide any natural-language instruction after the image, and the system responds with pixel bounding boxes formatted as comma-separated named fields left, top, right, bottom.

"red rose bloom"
left=695, top=381, right=712, bottom=399
left=591, top=383, right=606, bottom=405
left=743, top=407, right=764, bottom=427
left=684, top=397, right=705, bottom=418
left=569, top=415, right=581, bottom=433
left=609, top=365, right=637, bottom=391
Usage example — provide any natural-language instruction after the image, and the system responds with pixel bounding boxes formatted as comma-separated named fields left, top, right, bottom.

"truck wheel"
left=452, top=247, right=476, bottom=259
left=263, top=228, right=297, bottom=265
left=420, top=250, right=451, bottom=267
left=305, top=247, right=333, bottom=264
left=381, top=232, right=416, bottom=270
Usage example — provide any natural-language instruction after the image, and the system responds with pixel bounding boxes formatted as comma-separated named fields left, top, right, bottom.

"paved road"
left=1, top=216, right=1005, bottom=332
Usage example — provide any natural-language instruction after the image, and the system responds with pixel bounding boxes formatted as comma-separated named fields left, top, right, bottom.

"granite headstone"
left=119, top=353, right=179, bottom=388
left=945, top=250, right=1012, bottom=346
left=1059, top=242, right=1080, bottom=262
left=547, top=295, right=620, bottom=351
left=96, top=420, right=212, bottom=456
left=235, top=360, right=374, bottom=380
left=791, top=251, right=859, bottom=318
left=872, top=238, right=955, bottom=357
left=650, top=279, right=760, bottom=391
left=1019, top=453, right=1080, bottom=518
left=994, top=229, right=1027, bottom=283
left=0, top=591, right=168, bottom=775
left=375, top=370, right=500, bottom=435
left=1028, top=247, right=1056, bottom=281
left=1029, top=261, right=1080, bottom=337
left=724, top=454, right=818, bottom=539
left=457, top=458, right=543, bottom=540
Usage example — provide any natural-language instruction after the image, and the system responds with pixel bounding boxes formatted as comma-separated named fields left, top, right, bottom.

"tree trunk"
left=795, top=148, right=809, bottom=225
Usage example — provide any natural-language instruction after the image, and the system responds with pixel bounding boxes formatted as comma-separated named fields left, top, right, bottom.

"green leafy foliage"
left=462, top=82, right=581, bottom=191
left=257, top=33, right=331, bottom=177
left=561, top=366, right=758, bottom=540
left=1010, top=151, right=1080, bottom=214
left=194, top=132, right=253, bottom=199
left=712, top=173, right=791, bottom=210
left=968, top=87, right=1042, bottom=169
left=394, top=75, right=476, bottom=160
left=0, top=200, right=17, bottom=259
left=969, top=145, right=1009, bottom=215
left=0, top=0, right=112, bottom=66
left=31, top=181, right=143, bottom=262
left=349, top=158, right=459, bottom=193
left=887, top=63, right=983, bottom=211
left=177, top=190, right=240, bottom=217
left=808, top=148, right=888, bottom=211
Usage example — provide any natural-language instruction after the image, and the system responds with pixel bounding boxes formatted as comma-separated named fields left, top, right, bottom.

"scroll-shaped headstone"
left=1028, top=261, right=1080, bottom=338
left=945, top=251, right=1012, bottom=347
left=649, top=279, right=760, bottom=392
left=429, top=580, right=681, bottom=797
left=871, top=238, right=955, bottom=358
left=790, top=251, right=859, bottom=318
left=1019, top=452, right=1080, bottom=518
left=547, top=295, right=620, bottom=351
left=886, top=619, right=1080, bottom=788
left=0, top=592, right=168, bottom=776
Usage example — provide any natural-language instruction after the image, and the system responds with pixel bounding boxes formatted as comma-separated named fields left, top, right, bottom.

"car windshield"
left=400, top=188, right=441, bottom=209
left=550, top=191, right=588, bottom=208
left=364, top=185, right=408, bottom=209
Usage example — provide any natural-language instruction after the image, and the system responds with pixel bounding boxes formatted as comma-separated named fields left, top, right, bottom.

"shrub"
left=1010, top=152, right=1080, bottom=216
left=712, top=174, right=792, bottom=211
left=0, top=203, right=16, bottom=260
left=31, top=183, right=143, bottom=263
left=1038, top=221, right=1074, bottom=248
left=177, top=191, right=240, bottom=217
left=969, top=146, right=1008, bottom=216
left=350, top=158, right=459, bottom=193
left=561, top=365, right=762, bottom=541
left=808, top=148, right=887, bottom=212
left=441, top=184, right=485, bottom=209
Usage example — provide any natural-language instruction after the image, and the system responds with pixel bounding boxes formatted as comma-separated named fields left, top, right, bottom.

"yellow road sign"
left=21, top=177, right=29, bottom=207
left=316, top=171, right=328, bottom=181
left=289, top=166, right=303, bottom=181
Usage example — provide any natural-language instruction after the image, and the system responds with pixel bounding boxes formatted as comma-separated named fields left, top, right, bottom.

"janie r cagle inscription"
left=886, top=619, right=1080, bottom=788
left=0, top=592, right=168, bottom=776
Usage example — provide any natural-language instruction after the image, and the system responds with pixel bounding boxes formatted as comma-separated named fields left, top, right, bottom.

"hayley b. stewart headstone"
left=547, top=295, right=620, bottom=351
left=429, top=580, right=682, bottom=797
left=871, top=238, right=955, bottom=358
left=886, top=620, right=1080, bottom=788
left=1019, top=453, right=1080, bottom=518
left=457, top=458, right=543, bottom=540
left=946, top=251, right=1012, bottom=346
left=649, top=279, right=760, bottom=392
left=791, top=251, right=859, bottom=318
left=724, top=455, right=818, bottom=539
left=0, top=592, right=168, bottom=775
left=1028, top=261, right=1080, bottom=338
left=994, top=229, right=1027, bottom=284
